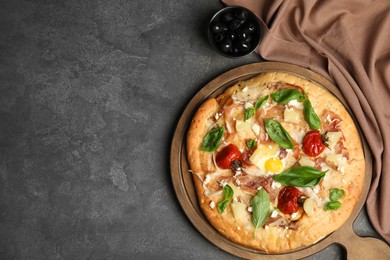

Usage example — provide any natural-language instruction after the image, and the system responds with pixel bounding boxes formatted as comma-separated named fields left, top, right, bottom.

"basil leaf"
left=271, top=89, right=305, bottom=104
left=324, top=201, right=342, bottom=211
left=264, top=119, right=294, bottom=149
left=272, top=166, right=327, bottom=187
left=251, top=189, right=270, bottom=234
left=201, top=126, right=224, bottom=152
left=254, top=95, right=269, bottom=110
left=217, top=184, right=234, bottom=213
left=246, top=139, right=256, bottom=149
left=303, top=98, right=321, bottom=130
left=329, top=188, right=345, bottom=201
left=244, top=107, right=255, bottom=121
left=244, top=96, right=269, bottom=121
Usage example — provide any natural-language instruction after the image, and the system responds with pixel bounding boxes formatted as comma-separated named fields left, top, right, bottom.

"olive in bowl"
left=208, top=6, right=262, bottom=58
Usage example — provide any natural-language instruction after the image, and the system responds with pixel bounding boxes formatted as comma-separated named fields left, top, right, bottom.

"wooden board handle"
left=337, top=224, right=390, bottom=259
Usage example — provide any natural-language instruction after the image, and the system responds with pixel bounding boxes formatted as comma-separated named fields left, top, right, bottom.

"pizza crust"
left=186, top=72, right=365, bottom=253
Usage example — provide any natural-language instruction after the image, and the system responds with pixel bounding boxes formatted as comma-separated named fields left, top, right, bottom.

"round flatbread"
left=186, top=71, right=365, bottom=253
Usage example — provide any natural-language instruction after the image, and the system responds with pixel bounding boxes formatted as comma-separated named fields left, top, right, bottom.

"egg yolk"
left=264, top=158, right=283, bottom=172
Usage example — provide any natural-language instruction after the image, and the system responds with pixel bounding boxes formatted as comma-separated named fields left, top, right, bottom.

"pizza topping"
left=235, top=120, right=256, bottom=139
left=273, top=166, right=327, bottom=187
left=244, top=106, right=255, bottom=121
left=261, top=103, right=285, bottom=120
left=303, top=197, right=315, bottom=216
left=217, top=184, right=234, bottom=213
left=290, top=209, right=303, bottom=221
left=287, top=99, right=304, bottom=109
left=264, top=119, right=294, bottom=149
left=278, top=148, right=288, bottom=159
left=249, top=143, right=280, bottom=173
left=216, top=144, right=241, bottom=169
left=277, top=186, right=302, bottom=214
left=230, top=160, right=242, bottom=172
left=241, top=148, right=255, bottom=166
left=231, top=201, right=248, bottom=219
left=246, top=139, right=257, bottom=149
left=329, top=188, right=345, bottom=201
left=325, top=154, right=347, bottom=173
left=325, top=131, right=343, bottom=148
left=251, top=123, right=260, bottom=136
left=254, top=95, right=269, bottom=109
left=303, top=98, right=321, bottom=130
left=284, top=107, right=302, bottom=124
left=270, top=209, right=279, bottom=218
left=324, top=188, right=345, bottom=211
left=302, top=130, right=326, bottom=157
left=203, top=174, right=211, bottom=185
left=298, top=155, right=316, bottom=167
left=251, top=189, right=271, bottom=236
left=202, top=126, right=225, bottom=152
left=264, top=158, right=283, bottom=173
left=271, top=180, right=282, bottom=189
left=324, top=201, right=342, bottom=211
left=244, top=101, right=254, bottom=109
left=271, top=88, right=306, bottom=104
left=244, top=95, right=269, bottom=121
left=323, top=111, right=342, bottom=131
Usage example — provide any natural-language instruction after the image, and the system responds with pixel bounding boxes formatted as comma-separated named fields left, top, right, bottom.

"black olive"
left=214, top=33, right=225, bottom=43
left=239, top=41, right=251, bottom=52
left=238, top=31, right=249, bottom=41
left=222, top=12, right=234, bottom=22
left=228, top=32, right=237, bottom=41
left=234, top=9, right=248, bottom=20
left=246, top=23, right=256, bottom=33
left=211, top=22, right=228, bottom=34
left=219, top=40, right=232, bottom=53
left=229, top=19, right=244, bottom=30
left=244, top=34, right=252, bottom=43
left=211, top=23, right=222, bottom=34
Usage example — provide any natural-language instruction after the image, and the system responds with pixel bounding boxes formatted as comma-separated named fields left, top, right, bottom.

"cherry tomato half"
left=277, top=186, right=302, bottom=214
left=216, top=144, right=241, bottom=169
left=302, top=130, right=326, bottom=157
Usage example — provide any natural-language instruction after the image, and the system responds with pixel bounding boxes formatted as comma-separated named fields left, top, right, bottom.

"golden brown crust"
left=186, top=72, right=365, bottom=253
left=187, top=98, right=219, bottom=174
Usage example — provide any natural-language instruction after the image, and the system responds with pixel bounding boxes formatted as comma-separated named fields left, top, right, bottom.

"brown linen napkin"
left=222, top=0, right=390, bottom=244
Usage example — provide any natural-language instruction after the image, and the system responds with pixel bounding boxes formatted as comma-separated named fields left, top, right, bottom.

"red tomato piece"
left=216, top=144, right=241, bottom=169
left=277, top=186, right=302, bottom=214
left=302, top=130, right=326, bottom=157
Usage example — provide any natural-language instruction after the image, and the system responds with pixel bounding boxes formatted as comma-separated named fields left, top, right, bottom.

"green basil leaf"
left=329, top=188, right=345, bottom=201
left=201, top=126, right=224, bottom=152
left=303, top=98, right=321, bottom=130
left=217, top=184, right=234, bottom=213
left=271, top=89, right=305, bottom=104
left=244, top=96, right=269, bottom=121
left=246, top=139, right=256, bottom=149
left=272, top=166, right=328, bottom=187
left=324, top=201, right=342, bottom=211
left=244, top=107, right=255, bottom=121
left=264, top=119, right=294, bottom=149
left=251, top=189, right=270, bottom=234
left=254, top=95, right=269, bottom=110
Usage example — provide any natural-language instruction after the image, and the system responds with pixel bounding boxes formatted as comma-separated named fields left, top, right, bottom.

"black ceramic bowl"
left=208, top=6, right=262, bottom=58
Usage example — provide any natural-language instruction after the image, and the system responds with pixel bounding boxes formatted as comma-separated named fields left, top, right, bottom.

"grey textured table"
left=0, top=0, right=382, bottom=259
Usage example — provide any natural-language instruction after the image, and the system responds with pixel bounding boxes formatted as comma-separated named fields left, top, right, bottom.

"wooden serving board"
left=170, top=62, right=390, bottom=259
